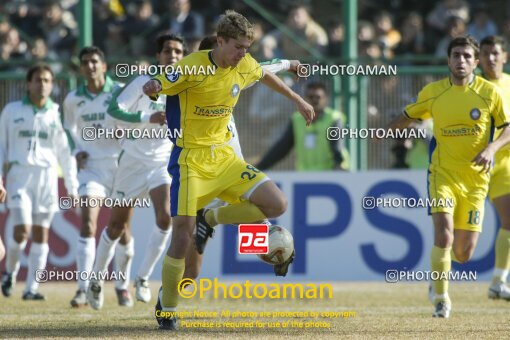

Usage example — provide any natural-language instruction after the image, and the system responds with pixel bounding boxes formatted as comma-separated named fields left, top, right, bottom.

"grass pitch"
left=0, top=281, right=509, bottom=339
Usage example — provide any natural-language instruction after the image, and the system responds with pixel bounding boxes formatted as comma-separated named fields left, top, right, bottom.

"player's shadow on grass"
left=1, top=324, right=334, bottom=337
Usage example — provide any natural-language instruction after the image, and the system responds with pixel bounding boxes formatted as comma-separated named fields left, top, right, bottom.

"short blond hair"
left=216, top=10, right=254, bottom=41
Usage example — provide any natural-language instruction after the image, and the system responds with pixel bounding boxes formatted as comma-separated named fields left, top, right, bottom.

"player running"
left=63, top=47, right=133, bottom=307
left=143, top=10, right=314, bottom=330
left=0, top=64, right=78, bottom=300
left=478, top=35, right=510, bottom=300
left=85, top=34, right=186, bottom=309
left=389, top=36, right=510, bottom=318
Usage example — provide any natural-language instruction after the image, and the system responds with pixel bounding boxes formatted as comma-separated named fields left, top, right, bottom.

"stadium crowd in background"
left=1, top=0, right=510, bottom=72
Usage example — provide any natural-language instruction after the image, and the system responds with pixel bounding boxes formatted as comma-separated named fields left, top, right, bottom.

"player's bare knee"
left=263, top=195, right=288, bottom=218
left=30, top=226, right=46, bottom=243
left=156, top=212, right=171, bottom=230
left=169, top=229, right=192, bottom=257
left=13, top=229, right=28, bottom=243
left=80, top=220, right=96, bottom=238
left=13, top=224, right=29, bottom=243
left=435, top=232, right=453, bottom=248
left=108, top=220, right=128, bottom=239
left=277, top=195, right=288, bottom=215
left=453, top=249, right=471, bottom=263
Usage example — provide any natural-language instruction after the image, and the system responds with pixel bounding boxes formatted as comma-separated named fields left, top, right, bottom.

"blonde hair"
left=216, top=10, right=254, bottom=41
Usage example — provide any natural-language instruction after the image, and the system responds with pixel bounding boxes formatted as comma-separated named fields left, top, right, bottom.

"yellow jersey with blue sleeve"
left=404, top=76, right=509, bottom=173
left=487, top=73, right=510, bottom=200
left=405, top=76, right=510, bottom=232
left=153, top=50, right=263, bottom=149
left=153, top=50, right=268, bottom=217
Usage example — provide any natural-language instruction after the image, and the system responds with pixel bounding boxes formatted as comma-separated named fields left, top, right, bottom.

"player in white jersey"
left=180, top=35, right=299, bottom=283
left=86, top=35, right=186, bottom=310
left=63, top=46, right=134, bottom=307
left=0, top=64, right=78, bottom=300
left=0, top=185, right=5, bottom=261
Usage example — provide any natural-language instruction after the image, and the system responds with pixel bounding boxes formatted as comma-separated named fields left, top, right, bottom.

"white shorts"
left=9, top=208, right=54, bottom=228
left=6, top=164, right=59, bottom=214
left=77, top=158, right=118, bottom=198
left=112, top=152, right=171, bottom=200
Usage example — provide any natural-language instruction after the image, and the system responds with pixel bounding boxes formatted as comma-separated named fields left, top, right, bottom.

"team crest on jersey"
left=78, top=100, right=86, bottom=107
left=166, top=71, right=180, bottom=83
left=469, top=108, right=481, bottom=120
left=14, top=118, right=24, bottom=123
left=231, top=84, right=240, bottom=97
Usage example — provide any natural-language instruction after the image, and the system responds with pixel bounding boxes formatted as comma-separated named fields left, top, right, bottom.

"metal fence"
left=366, top=70, right=448, bottom=169
left=0, top=68, right=454, bottom=170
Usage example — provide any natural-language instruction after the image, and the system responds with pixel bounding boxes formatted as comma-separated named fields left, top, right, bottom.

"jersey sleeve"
left=61, top=94, right=81, bottom=155
left=491, top=87, right=510, bottom=128
left=404, top=85, right=433, bottom=120
left=260, top=59, right=290, bottom=74
left=54, top=115, right=78, bottom=196
left=0, top=105, right=9, bottom=178
left=153, top=61, right=195, bottom=96
left=107, top=76, right=147, bottom=123
left=243, top=59, right=290, bottom=90
left=239, top=53, right=263, bottom=89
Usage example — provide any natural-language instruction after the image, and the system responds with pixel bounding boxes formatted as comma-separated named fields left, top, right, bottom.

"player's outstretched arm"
left=472, top=124, right=510, bottom=173
left=0, top=106, right=8, bottom=200
left=55, top=121, right=79, bottom=197
left=260, top=71, right=314, bottom=125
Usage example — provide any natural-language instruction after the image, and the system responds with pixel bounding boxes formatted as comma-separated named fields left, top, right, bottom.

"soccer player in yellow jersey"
left=479, top=35, right=510, bottom=300
left=389, top=36, right=510, bottom=318
left=143, top=10, right=314, bottom=330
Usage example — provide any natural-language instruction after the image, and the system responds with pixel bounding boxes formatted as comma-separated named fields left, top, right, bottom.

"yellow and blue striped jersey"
left=404, top=76, right=510, bottom=172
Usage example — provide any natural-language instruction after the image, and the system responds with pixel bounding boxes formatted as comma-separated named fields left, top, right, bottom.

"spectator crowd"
left=1, top=0, right=509, bottom=72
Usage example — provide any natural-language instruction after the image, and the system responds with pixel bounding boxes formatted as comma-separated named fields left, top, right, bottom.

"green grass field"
left=0, top=281, right=509, bottom=339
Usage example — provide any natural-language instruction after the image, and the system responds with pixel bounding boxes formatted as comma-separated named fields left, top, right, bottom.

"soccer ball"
left=257, top=225, right=294, bottom=265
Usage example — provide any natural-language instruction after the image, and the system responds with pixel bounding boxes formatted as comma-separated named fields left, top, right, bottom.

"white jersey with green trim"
left=0, top=97, right=78, bottom=196
left=106, top=74, right=172, bottom=165
left=62, top=76, right=123, bottom=161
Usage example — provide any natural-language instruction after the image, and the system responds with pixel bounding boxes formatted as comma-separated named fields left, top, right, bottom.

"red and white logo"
left=238, top=224, right=268, bottom=254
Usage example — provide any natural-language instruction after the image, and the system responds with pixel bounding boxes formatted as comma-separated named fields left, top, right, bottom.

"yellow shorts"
left=168, top=144, right=268, bottom=216
left=428, top=165, right=489, bottom=232
left=489, top=150, right=510, bottom=200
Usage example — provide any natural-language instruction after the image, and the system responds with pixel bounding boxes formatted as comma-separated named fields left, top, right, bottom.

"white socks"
left=114, top=238, right=135, bottom=290
left=6, top=238, right=27, bottom=277
left=93, top=228, right=120, bottom=276
left=136, top=227, right=172, bottom=280
left=25, top=242, right=49, bottom=294
left=76, top=236, right=95, bottom=291
left=492, top=269, right=509, bottom=284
